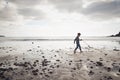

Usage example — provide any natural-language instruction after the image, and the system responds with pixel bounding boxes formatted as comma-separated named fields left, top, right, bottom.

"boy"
left=74, top=33, right=82, bottom=53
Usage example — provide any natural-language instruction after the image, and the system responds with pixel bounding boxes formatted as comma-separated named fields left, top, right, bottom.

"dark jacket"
left=74, top=36, right=80, bottom=44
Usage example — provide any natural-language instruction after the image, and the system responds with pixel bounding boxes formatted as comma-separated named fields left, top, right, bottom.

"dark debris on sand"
left=0, top=45, right=120, bottom=80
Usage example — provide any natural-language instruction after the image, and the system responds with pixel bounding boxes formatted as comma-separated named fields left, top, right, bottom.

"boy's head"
left=77, top=33, right=81, bottom=36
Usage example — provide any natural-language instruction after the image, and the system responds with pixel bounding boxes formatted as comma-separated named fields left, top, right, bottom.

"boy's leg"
left=74, top=45, right=78, bottom=53
left=78, top=44, right=82, bottom=52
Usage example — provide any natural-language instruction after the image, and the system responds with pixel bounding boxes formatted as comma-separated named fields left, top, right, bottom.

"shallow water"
left=0, top=40, right=120, bottom=50
left=0, top=36, right=120, bottom=50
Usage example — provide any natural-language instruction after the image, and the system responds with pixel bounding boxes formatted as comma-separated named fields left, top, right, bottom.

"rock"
left=72, top=67, right=76, bottom=70
left=32, top=69, right=39, bottom=76
left=41, top=52, right=44, bottom=54
left=45, top=74, right=50, bottom=78
left=13, top=62, right=28, bottom=67
left=42, top=56, right=45, bottom=58
left=5, top=77, right=11, bottom=80
left=32, top=72, right=38, bottom=76
left=0, top=63, right=3, bottom=66
left=48, top=71, right=53, bottom=74
left=56, top=51, right=59, bottom=53
left=33, top=63, right=37, bottom=67
left=113, top=48, right=120, bottom=51
left=87, top=59, right=90, bottom=61
left=104, top=67, right=111, bottom=72
left=104, top=54, right=108, bottom=56
left=110, top=32, right=120, bottom=37
left=107, top=76, right=113, bottom=80
left=39, top=73, right=43, bottom=75
left=96, top=62, right=103, bottom=66
left=69, top=63, right=71, bottom=65
left=56, top=65, right=60, bottom=68
left=32, top=42, right=34, bottom=44
left=69, top=60, right=72, bottom=62
left=90, top=66, right=93, bottom=69
left=90, top=61, right=94, bottom=63
left=119, top=69, right=120, bottom=73
left=9, top=50, right=12, bottom=51
left=42, top=59, right=50, bottom=66
left=50, top=65, right=54, bottom=68
left=8, top=67, right=13, bottom=71
left=79, top=59, right=82, bottom=62
left=56, top=59, right=60, bottom=62
left=23, top=58, right=25, bottom=60
left=28, top=49, right=32, bottom=52
left=99, top=58, right=103, bottom=61
left=42, top=68, right=47, bottom=72
left=37, top=46, right=40, bottom=48
left=88, top=70, right=94, bottom=75
left=54, top=63, right=57, bottom=65
left=35, top=60, right=39, bottom=62
left=0, top=68, right=7, bottom=71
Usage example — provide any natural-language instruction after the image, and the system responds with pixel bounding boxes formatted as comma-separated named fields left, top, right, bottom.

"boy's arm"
left=80, top=39, right=83, bottom=41
left=74, top=37, right=76, bottom=44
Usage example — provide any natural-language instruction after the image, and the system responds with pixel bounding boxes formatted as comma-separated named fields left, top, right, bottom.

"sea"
left=0, top=36, right=120, bottom=50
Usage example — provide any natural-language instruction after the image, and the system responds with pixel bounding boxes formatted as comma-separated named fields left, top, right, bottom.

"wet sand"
left=0, top=42, right=120, bottom=80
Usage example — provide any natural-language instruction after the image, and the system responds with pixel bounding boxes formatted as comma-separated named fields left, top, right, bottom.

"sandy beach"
left=1, top=0, right=120, bottom=80
left=1, top=0, right=120, bottom=79
left=0, top=41, right=120, bottom=80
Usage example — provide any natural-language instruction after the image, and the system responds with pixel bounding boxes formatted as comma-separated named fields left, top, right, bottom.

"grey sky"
left=82, top=0, right=120, bottom=20
left=0, top=0, right=120, bottom=36
left=48, top=0, right=83, bottom=12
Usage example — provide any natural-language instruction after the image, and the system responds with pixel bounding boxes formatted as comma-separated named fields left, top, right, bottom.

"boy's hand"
left=80, top=39, right=83, bottom=41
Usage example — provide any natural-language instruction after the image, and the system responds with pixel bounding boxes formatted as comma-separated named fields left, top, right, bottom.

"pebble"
left=56, top=59, right=60, bottom=62
left=88, top=70, right=94, bottom=75
left=96, top=62, right=103, bottom=66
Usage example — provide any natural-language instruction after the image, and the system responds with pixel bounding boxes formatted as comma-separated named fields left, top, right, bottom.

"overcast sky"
left=0, top=0, right=120, bottom=37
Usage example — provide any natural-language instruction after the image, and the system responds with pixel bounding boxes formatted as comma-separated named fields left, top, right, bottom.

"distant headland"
left=110, top=32, right=120, bottom=37
left=0, top=35, right=5, bottom=37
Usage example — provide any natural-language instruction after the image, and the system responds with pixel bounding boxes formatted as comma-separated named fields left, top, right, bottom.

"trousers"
left=74, top=43, right=81, bottom=51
